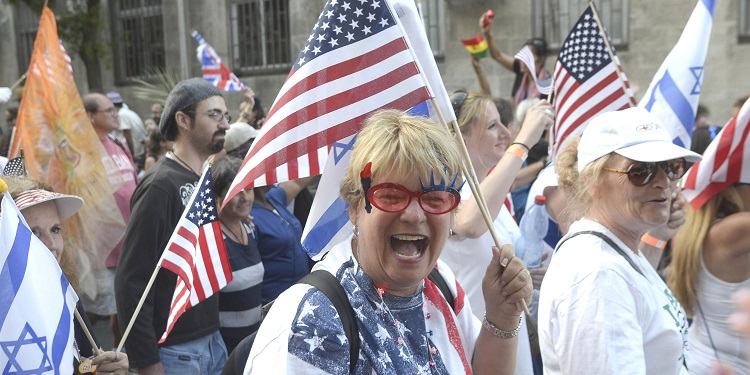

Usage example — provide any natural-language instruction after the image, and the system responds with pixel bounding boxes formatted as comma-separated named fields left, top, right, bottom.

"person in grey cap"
left=116, top=78, right=230, bottom=375
left=538, top=107, right=702, bottom=375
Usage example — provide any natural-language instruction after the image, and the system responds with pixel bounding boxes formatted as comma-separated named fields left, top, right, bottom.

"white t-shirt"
left=539, top=218, right=689, bottom=375
left=246, top=236, right=482, bottom=374
left=440, top=188, right=534, bottom=375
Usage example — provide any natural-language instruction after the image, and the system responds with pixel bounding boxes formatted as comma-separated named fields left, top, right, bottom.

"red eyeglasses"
left=604, top=158, right=687, bottom=186
left=366, top=183, right=460, bottom=215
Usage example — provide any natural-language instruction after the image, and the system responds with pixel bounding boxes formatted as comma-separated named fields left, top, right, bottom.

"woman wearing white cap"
left=538, top=107, right=702, bottom=374
left=2, top=176, right=129, bottom=375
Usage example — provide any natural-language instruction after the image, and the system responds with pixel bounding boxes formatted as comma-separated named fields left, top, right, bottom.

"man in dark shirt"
left=116, top=78, right=230, bottom=374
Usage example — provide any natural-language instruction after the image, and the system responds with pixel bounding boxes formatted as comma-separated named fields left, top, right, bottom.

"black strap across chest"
left=555, top=230, right=645, bottom=278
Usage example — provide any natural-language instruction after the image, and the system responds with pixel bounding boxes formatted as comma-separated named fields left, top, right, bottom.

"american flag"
left=223, top=0, right=431, bottom=203
left=192, top=31, right=247, bottom=92
left=3, top=156, right=26, bottom=176
left=550, top=4, right=636, bottom=159
left=682, top=97, right=750, bottom=209
left=157, top=165, right=232, bottom=343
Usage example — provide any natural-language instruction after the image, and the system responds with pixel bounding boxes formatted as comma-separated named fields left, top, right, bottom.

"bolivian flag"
left=461, top=34, right=489, bottom=59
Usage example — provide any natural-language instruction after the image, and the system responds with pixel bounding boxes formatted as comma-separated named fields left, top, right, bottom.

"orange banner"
left=11, top=8, right=126, bottom=297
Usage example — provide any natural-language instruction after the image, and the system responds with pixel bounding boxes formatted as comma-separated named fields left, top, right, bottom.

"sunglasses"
left=450, top=90, right=469, bottom=120
left=366, top=183, right=460, bottom=215
left=604, top=158, right=687, bottom=186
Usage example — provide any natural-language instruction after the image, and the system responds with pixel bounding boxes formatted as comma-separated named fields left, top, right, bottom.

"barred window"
left=112, top=0, right=165, bottom=81
left=15, top=2, right=39, bottom=74
left=741, top=0, right=750, bottom=42
left=419, top=0, right=446, bottom=58
left=533, top=0, right=628, bottom=49
left=229, top=0, right=292, bottom=74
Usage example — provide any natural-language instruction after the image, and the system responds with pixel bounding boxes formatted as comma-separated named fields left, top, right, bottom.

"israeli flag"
left=639, top=0, right=715, bottom=148
left=0, top=194, right=78, bottom=374
left=302, top=0, right=456, bottom=259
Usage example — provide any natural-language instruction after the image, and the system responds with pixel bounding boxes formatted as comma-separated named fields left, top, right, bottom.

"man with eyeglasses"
left=82, top=92, right=138, bottom=351
left=116, top=78, right=230, bottom=375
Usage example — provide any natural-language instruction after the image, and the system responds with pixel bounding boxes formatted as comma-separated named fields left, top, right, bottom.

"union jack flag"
left=550, top=4, right=636, bottom=160
left=223, top=0, right=431, bottom=204
left=158, top=165, right=232, bottom=343
left=682, top=97, right=750, bottom=209
left=192, top=31, right=247, bottom=92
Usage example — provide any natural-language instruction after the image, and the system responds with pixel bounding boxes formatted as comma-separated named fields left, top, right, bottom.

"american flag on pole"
left=192, top=31, right=247, bottom=92
left=158, top=165, right=232, bottom=343
left=682, top=97, right=750, bottom=210
left=300, top=0, right=455, bottom=259
left=550, top=4, right=636, bottom=159
left=223, top=0, right=432, bottom=204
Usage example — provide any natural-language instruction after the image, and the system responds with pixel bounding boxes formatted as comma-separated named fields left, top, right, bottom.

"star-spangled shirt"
left=296, top=0, right=395, bottom=68
left=245, top=236, right=482, bottom=374
left=557, top=8, right=615, bottom=82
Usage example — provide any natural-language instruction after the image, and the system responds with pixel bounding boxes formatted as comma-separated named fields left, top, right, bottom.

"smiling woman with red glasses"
left=538, top=107, right=702, bottom=375
left=246, top=110, right=533, bottom=374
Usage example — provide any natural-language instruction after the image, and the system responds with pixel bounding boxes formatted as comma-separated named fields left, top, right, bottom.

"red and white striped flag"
left=682, top=97, right=750, bottom=209
left=550, top=4, right=636, bottom=160
left=158, top=165, right=232, bottom=343
left=223, top=0, right=431, bottom=204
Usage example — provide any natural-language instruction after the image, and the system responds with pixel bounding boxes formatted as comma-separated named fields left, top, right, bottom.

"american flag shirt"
left=246, top=237, right=482, bottom=374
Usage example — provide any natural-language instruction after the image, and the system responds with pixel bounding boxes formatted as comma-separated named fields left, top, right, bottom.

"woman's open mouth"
left=390, top=234, right=427, bottom=260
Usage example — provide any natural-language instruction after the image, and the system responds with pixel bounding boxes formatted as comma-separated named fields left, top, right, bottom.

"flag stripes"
left=158, top=167, right=232, bottom=343
left=682, top=98, right=750, bottom=209
left=224, top=0, right=431, bottom=203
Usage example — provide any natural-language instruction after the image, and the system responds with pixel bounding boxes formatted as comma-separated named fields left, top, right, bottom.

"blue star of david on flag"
left=639, top=0, right=715, bottom=149
left=1, top=192, right=78, bottom=374
left=1, top=323, right=53, bottom=374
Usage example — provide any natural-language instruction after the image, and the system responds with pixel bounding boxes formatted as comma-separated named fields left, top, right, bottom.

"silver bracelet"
left=482, top=313, right=522, bottom=339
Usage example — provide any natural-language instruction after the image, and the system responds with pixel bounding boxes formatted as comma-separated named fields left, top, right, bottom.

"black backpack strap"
left=555, top=230, right=645, bottom=278
left=298, top=270, right=359, bottom=374
left=427, top=267, right=455, bottom=312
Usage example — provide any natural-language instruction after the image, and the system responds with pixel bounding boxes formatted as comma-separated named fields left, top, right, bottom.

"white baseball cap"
left=577, top=107, right=702, bottom=172
left=224, top=122, right=259, bottom=153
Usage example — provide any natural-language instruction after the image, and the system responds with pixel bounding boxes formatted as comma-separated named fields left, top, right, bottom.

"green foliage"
left=8, top=0, right=108, bottom=59
left=130, top=67, right=182, bottom=105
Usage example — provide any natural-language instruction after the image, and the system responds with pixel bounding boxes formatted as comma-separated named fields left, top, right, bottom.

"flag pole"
left=9, top=73, right=27, bottom=91
left=388, top=1, right=529, bottom=316
left=590, top=1, right=636, bottom=107
left=74, top=308, right=103, bottom=356
left=115, top=263, right=162, bottom=352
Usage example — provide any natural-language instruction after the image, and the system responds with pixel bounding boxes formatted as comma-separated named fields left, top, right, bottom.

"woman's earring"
left=353, top=224, right=359, bottom=238
left=449, top=228, right=453, bottom=238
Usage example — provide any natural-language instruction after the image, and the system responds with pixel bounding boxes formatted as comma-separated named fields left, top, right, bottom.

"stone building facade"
left=0, top=0, right=748, bottom=130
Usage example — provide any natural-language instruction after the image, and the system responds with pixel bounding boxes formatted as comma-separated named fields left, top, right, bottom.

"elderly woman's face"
left=595, top=154, right=674, bottom=233
left=350, top=171, right=453, bottom=296
left=21, top=201, right=64, bottom=262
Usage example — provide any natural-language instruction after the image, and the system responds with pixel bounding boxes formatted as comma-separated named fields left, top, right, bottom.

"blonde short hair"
left=340, top=110, right=461, bottom=210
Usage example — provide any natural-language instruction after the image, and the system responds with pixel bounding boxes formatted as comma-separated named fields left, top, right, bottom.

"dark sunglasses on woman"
left=604, top=158, right=687, bottom=186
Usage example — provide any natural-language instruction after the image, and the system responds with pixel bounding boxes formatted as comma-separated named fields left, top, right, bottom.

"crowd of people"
left=1, top=9, right=750, bottom=375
